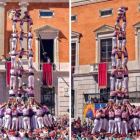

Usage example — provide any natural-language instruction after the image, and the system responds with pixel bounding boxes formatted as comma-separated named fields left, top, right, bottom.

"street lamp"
left=22, top=83, right=27, bottom=104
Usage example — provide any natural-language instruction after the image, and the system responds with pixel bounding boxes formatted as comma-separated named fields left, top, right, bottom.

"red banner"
left=98, top=63, right=107, bottom=89
left=43, top=63, right=52, bottom=86
left=7, top=62, right=11, bottom=86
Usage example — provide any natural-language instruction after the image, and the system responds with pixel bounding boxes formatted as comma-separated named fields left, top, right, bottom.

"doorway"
left=40, top=39, right=54, bottom=63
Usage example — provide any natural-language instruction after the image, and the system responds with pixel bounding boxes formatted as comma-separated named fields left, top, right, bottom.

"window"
left=99, top=8, right=113, bottom=18
left=71, top=90, right=75, bottom=118
left=39, top=10, right=54, bottom=18
left=71, top=43, right=76, bottom=66
left=41, top=87, right=55, bottom=115
left=71, top=14, right=77, bottom=22
left=101, top=39, right=112, bottom=62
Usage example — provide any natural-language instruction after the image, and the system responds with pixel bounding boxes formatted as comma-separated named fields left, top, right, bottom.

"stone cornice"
left=72, top=0, right=112, bottom=7
left=0, top=0, right=68, bottom=3
left=0, top=2, right=6, bottom=5
left=19, top=2, right=29, bottom=6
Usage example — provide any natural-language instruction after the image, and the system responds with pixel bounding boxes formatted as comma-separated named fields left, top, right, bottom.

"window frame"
left=71, top=42, right=76, bottom=66
left=99, top=8, right=113, bottom=18
left=100, top=39, right=112, bottom=63
left=71, top=14, right=77, bottom=22
left=38, top=9, right=55, bottom=18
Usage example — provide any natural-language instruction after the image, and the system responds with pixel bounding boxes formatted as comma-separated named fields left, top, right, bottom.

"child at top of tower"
left=118, top=6, right=128, bottom=14
left=115, top=12, right=122, bottom=29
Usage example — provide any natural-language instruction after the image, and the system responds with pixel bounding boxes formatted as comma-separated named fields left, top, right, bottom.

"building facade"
left=0, top=0, right=69, bottom=116
left=71, top=0, right=140, bottom=120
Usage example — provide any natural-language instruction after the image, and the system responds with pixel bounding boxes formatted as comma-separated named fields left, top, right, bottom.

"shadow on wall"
left=58, top=31, right=67, bottom=42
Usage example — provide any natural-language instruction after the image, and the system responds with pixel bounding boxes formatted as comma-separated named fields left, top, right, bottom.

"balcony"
left=0, top=61, right=69, bottom=72
left=73, top=60, right=140, bottom=75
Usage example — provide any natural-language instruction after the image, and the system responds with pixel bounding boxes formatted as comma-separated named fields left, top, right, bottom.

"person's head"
left=24, top=133, right=29, bottom=138
left=36, top=106, right=39, bottom=110
left=132, top=105, right=135, bottom=108
left=118, top=106, right=121, bottom=109
left=15, top=131, right=19, bottom=137
left=24, top=11, right=27, bottom=14
left=21, top=48, right=24, bottom=51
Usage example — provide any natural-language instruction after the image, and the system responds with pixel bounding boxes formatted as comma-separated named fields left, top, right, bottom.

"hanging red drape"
left=7, top=62, right=11, bottom=86
left=43, top=63, right=52, bottom=86
left=98, top=62, right=107, bottom=89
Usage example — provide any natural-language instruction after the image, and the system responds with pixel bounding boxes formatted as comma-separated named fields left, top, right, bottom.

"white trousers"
left=19, top=40, right=23, bottom=50
left=16, top=97, right=22, bottom=102
left=0, top=118, right=3, bottom=127
left=115, top=118, right=121, bottom=134
left=20, top=25, right=23, bottom=31
left=110, top=77, right=115, bottom=91
left=116, top=99, right=122, bottom=106
left=23, top=117, right=30, bottom=130
left=113, top=37, right=117, bottom=48
left=118, top=40, right=122, bottom=50
left=124, top=77, right=129, bottom=91
left=115, top=22, right=122, bottom=29
left=10, top=76, right=16, bottom=89
left=116, top=78, right=122, bottom=89
left=12, top=38, right=17, bottom=49
left=28, top=75, right=34, bottom=88
left=18, top=116, right=23, bottom=129
left=44, top=114, right=51, bottom=127
left=48, top=114, right=53, bottom=125
left=123, top=99, right=129, bottom=104
left=18, top=77, right=22, bottom=88
left=122, top=39, right=127, bottom=47
left=133, top=118, right=139, bottom=131
left=37, top=117, right=44, bottom=128
left=91, top=119, right=99, bottom=134
left=12, top=117, right=18, bottom=131
left=97, top=118, right=103, bottom=132
left=111, top=56, right=116, bottom=67
left=122, top=22, right=127, bottom=31
left=5, top=115, right=11, bottom=129
left=128, top=119, right=134, bottom=130
left=12, top=22, right=17, bottom=32
left=28, top=38, right=33, bottom=49
left=117, top=59, right=122, bottom=68
left=11, top=56, right=16, bottom=68
left=102, top=118, right=107, bottom=130
left=121, top=120, right=128, bottom=134
left=122, top=57, right=128, bottom=67
left=108, top=119, right=115, bottom=134
left=18, top=58, right=23, bottom=68
left=28, top=57, right=33, bottom=68
left=31, top=115, right=38, bottom=129
left=139, top=119, right=140, bottom=129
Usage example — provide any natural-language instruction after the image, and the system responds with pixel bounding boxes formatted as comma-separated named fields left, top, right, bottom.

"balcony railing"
left=90, top=62, right=112, bottom=72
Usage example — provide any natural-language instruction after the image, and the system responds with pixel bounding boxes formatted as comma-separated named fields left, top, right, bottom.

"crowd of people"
left=71, top=117, right=140, bottom=140
left=0, top=114, right=69, bottom=140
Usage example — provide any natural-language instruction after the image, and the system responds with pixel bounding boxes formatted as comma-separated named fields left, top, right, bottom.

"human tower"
left=0, top=9, right=52, bottom=131
left=91, top=7, right=140, bottom=135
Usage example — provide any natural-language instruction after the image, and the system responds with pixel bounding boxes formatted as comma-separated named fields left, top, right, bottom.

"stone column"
left=0, top=2, right=6, bottom=57
left=19, top=2, right=29, bottom=59
left=54, top=34, right=59, bottom=63
left=95, top=34, right=99, bottom=63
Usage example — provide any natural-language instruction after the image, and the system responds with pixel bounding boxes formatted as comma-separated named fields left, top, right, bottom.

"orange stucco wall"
left=72, top=0, right=140, bottom=65
left=5, top=2, right=69, bottom=62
